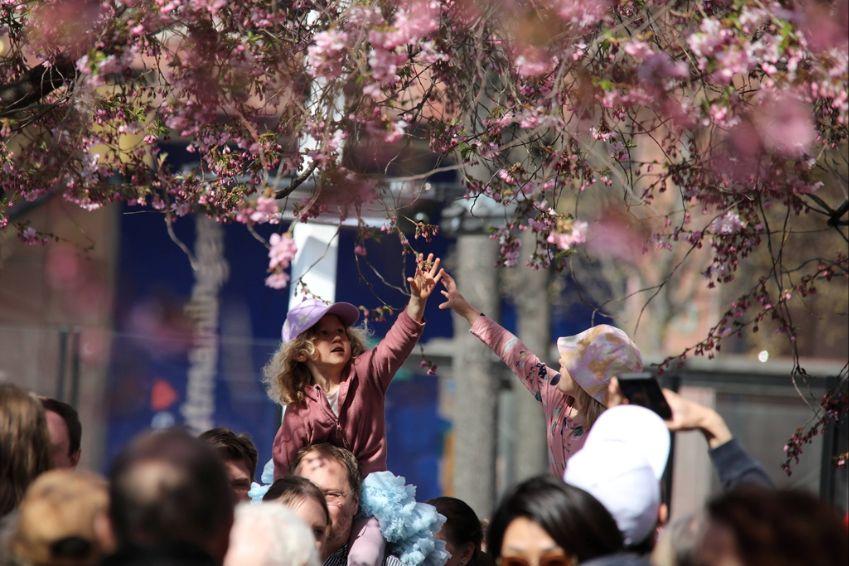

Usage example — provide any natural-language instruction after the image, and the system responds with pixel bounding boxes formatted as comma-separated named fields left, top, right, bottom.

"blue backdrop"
left=106, top=207, right=454, bottom=499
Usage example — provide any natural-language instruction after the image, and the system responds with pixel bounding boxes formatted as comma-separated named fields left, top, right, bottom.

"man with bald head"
left=102, top=429, right=234, bottom=566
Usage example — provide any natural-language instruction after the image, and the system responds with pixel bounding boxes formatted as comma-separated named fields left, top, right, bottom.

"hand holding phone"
left=615, top=372, right=673, bottom=420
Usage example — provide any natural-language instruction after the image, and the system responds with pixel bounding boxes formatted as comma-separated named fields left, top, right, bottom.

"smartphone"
left=617, top=372, right=673, bottom=420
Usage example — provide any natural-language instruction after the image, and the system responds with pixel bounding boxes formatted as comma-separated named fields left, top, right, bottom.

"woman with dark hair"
left=427, top=497, right=493, bottom=566
left=488, top=476, right=623, bottom=566
left=1, top=383, right=51, bottom=518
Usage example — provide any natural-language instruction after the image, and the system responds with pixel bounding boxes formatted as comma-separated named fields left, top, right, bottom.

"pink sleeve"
left=347, top=516, right=385, bottom=566
left=357, top=310, right=425, bottom=393
left=470, top=315, right=562, bottom=407
left=271, top=412, right=306, bottom=480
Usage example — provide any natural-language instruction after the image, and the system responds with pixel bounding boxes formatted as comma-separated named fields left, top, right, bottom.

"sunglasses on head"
left=498, top=557, right=575, bottom=566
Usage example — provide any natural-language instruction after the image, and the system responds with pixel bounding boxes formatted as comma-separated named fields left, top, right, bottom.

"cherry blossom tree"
left=2, top=0, right=847, bottom=466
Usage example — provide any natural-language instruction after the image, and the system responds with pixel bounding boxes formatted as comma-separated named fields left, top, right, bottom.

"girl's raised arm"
left=437, top=271, right=480, bottom=325
left=405, top=252, right=444, bottom=321
left=439, top=271, right=560, bottom=403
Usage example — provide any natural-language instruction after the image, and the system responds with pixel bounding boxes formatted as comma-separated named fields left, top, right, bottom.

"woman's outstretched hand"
left=438, top=271, right=480, bottom=324
left=406, top=253, right=444, bottom=321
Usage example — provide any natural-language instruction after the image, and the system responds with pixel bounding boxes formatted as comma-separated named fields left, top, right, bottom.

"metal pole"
left=451, top=234, right=499, bottom=518
left=69, top=327, right=81, bottom=409
left=819, top=376, right=838, bottom=504
left=56, top=326, right=69, bottom=401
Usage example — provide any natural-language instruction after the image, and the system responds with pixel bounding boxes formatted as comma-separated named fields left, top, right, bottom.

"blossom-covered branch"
left=1, top=1, right=847, bottom=458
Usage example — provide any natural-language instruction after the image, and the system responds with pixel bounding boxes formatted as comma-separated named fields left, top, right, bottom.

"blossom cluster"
left=0, top=1, right=846, bottom=427
left=265, top=233, right=297, bottom=289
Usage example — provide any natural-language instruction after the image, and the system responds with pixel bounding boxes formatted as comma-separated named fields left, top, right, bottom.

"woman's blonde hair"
left=573, top=386, right=606, bottom=432
left=263, top=325, right=368, bottom=405
left=9, top=469, right=109, bottom=566
left=1, top=383, right=52, bottom=518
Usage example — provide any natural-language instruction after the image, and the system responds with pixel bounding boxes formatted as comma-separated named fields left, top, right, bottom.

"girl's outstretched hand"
left=438, top=271, right=480, bottom=324
left=406, top=253, right=444, bottom=321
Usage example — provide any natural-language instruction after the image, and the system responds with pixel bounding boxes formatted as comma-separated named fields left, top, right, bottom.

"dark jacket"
left=709, top=438, right=773, bottom=490
left=101, top=543, right=217, bottom=566
left=582, top=552, right=651, bottom=566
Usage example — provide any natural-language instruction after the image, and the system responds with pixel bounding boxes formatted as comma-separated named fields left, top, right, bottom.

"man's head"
left=107, top=429, right=234, bottom=563
left=39, top=398, right=81, bottom=469
left=199, top=428, right=258, bottom=502
left=290, top=444, right=360, bottom=558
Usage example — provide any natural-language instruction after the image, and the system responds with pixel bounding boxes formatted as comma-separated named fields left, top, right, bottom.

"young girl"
left=262, top=253, right=446, bottom=565
left=438, top=271, right=643, bottom=477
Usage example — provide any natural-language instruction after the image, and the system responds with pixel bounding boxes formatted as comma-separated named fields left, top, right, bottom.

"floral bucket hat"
left=556, top=324, right=643, bottom=405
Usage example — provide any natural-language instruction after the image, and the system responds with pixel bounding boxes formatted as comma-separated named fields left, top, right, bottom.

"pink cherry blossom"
left=555, top=0, right=609, bottom=28
left=687, top=18, right=731, bottom=61
left=546, top=220, right=588, bottom=251
left=379, top=0, right=440, bottom=50
left=268, top=233, right=297, bottom=270
left=250, top=197, right=280, bottom=224
left=514, top=48, right=557, bottom=78
left=753, top=93, right=817, bottom=157
left=624, top=40, right=654, bottom=61
left=20, top=226, right=39, bottom=245
left=713, top=46, right=751, bottom=83
left=711, top=211, right=746, bottom=235
left=264, top=272, right=290, bottom=290
left=191, top=0, right=226, bottom=16
left=306, top=29, right=349, bottom=79
left=385, top=120, right=408, bottom=143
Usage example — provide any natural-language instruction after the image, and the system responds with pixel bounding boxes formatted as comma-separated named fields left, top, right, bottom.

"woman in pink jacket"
left=438, top=271, right=643, bottom=477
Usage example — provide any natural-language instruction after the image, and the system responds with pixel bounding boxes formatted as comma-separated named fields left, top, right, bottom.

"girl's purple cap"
left=281, top=298, right=360, bottom=342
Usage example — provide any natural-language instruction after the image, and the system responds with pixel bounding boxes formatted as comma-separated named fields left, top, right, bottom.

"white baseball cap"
left=563, top=405, right=671, bottom=545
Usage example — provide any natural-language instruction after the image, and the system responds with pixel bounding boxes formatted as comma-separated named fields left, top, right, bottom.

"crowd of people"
left=1, top=255, right=847, bottom=565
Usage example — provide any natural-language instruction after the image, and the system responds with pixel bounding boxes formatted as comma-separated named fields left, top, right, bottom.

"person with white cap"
left=438, top=272, right=643, bottom=477
left=563, top=405, right=671, bottom=565
left=569, top=383, right=774, bottom=565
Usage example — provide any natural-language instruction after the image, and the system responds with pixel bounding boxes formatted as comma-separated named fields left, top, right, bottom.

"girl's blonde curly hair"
left=263, top=325, right=369, bottom=405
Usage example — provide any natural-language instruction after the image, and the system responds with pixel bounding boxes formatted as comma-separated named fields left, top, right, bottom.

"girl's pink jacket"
left=272, top=311, right=424, bottom=479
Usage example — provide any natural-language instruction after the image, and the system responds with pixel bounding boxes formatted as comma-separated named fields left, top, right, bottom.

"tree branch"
left=827, top=199, right=849, bottom=227
left=0, top=58, right=77, bottom=118
left=274, top=161, right=318, bottom=199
